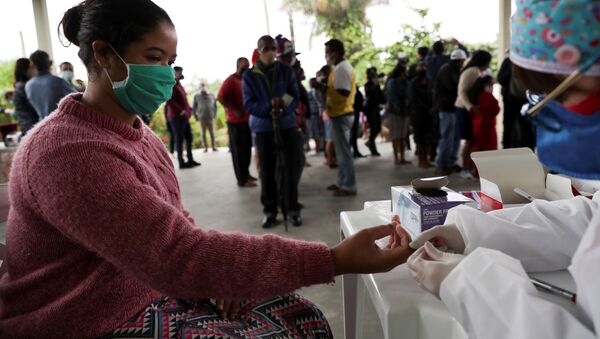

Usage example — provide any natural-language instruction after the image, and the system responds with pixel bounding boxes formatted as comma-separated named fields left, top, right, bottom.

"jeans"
left=436, top=110, right=460, bottom=168
left=331, top=114, right=356, bottom=191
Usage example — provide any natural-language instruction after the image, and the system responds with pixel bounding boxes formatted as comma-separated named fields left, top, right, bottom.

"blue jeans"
left=331, top=114, right=356, bottom=191
left=436, top=110, right=460, bottom=168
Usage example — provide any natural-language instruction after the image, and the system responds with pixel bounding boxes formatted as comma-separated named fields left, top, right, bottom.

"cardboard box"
left=392, top=186, right=474, bottom=236
left=471, top=148, right=576, bottom=212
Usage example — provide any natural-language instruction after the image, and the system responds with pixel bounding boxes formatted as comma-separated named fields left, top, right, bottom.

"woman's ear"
left=92, top=40, right=111, bottom=69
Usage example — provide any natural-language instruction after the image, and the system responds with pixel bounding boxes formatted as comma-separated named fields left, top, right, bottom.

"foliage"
left=351, top=7, right=441, bottom=81
left=149, top=79, right=229, bottom=150
left=284, top=0, right=376, bottom=63
left=462, top=41, right=500, bottom=76
left=0, top=59, right=18, bottom=124
left=0, top=60, right=15, bottom=108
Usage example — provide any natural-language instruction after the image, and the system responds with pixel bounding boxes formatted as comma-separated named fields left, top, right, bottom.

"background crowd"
left=1, top=31, right=534, bottom=229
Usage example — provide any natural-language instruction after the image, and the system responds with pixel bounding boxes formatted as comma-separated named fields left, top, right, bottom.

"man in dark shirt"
left=166, top=66, right=200, bottom=169
left=433, top=49, right=466, bottom=174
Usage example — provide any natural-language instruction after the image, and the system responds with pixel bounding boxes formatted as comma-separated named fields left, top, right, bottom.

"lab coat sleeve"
left=445, top=194, right=598, bottom=272
left=440, top=247, right=596, bottom=339
left=569, top=211, right=600, bottom=338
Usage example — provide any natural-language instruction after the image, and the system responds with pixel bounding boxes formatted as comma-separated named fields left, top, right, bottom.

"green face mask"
left=106, top=45, right=176, bottom=116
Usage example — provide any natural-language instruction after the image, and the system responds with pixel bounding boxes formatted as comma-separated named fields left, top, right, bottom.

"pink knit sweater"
left=0, top=94, right=335, bottom=338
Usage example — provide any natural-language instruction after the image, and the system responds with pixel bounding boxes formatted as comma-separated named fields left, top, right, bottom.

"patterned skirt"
left=102, top=293, right=332, bottom=339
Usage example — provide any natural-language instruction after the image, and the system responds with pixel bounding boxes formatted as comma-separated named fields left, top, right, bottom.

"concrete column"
left=498, top=0, right=511, bottom=68
left=32, top=0, right=53, bottom=60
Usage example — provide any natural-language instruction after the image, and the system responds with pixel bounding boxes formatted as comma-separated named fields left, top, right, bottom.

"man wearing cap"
left=433, top=49, right=467, bottom=175
left=243, top=35, right=303, bottom=229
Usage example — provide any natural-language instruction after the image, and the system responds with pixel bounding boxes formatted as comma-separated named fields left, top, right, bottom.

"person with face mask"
left=408, top=62, right=435, bottom=168
left=167, top=66, right=200, bottom=169
left=433, top=49, right=467, bottom=175
left=217, top=57, right=257, bottom=187
left=405, top=0, right=600, bottom=337
left=0, top=2, right=416, bottom=338
left=242, top=35, right=305, bottom=228
left=60, top=61, right=86, bottom=92
left=192, top=82, right=217, bottom=153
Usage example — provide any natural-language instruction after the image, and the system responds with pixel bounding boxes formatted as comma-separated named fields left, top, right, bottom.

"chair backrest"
left=0, top=183, right=9, bottom=276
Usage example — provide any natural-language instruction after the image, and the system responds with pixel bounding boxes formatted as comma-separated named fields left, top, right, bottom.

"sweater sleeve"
left=26, top=143, right=335, bottom=300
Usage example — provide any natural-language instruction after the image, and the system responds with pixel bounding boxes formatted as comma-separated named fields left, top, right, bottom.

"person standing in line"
left=351, top=85, right=366, bottom=158
left=408, top=46, right=430, bottom=81
left=322, top=39, right=358, bottom=197
left=386, top=64, right=410, bottom=165
left=426, top=38, right=467, bottom=82
left=243, top=35, right=304, bottom=228
left=408, top=62, right=435, bottom=168
left=433, top=49, right=467, bottom=175
left=25, top=50, right=76, bottom=120
left=467, top=75, right=500, bottom=155
left=218, top=57, right=257, bottom=188
left=167, top=66, right=200, bottom=169
left=308, top=77, right=324, bottom=154
left=12, top=58, right=39, bottom=136
left=497, top=56, right=536, bottom=150
left=455, top=50, right=492, bottom=179
left=193, top=83, right=218, bottom=153
left=364, top=67, right=385, bottom=156
left=59, top=61, right=86, bottom=92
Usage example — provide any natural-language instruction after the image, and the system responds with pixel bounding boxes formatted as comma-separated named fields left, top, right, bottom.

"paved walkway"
left=1, top=140, right=479, bottom=338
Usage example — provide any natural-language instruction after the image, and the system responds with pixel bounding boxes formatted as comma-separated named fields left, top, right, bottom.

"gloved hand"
left=409, top=224, right=466, bottom=253
left=407, top=242, right=465, bottom=298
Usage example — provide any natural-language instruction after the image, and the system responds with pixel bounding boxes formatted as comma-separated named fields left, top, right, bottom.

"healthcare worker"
left=406, top=0, right=600, bottom=338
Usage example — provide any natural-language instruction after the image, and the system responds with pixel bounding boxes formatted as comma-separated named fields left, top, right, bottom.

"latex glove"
left=409, top=224, right=466, bottom=253
left=407, top=242, right=465, bottom=298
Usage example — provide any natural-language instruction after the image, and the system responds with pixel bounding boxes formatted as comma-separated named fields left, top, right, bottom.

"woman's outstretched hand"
left=331, top=223, right=414, bottom=276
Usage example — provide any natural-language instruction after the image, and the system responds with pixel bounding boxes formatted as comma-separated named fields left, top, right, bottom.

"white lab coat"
left=439, top=191, right=600, bottom=339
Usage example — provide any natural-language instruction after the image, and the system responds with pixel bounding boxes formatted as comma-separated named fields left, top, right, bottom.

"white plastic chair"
left=0, top=183, right=9, bottom=276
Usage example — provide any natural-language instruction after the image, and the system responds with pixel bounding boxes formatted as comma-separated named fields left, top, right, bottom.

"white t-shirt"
left=333, top=60, right=354, bottom=92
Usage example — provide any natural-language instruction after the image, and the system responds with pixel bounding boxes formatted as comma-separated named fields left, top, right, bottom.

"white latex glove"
left=407, top=242, right=465, bottom=298
left=409, top=224, right=466, bottom=253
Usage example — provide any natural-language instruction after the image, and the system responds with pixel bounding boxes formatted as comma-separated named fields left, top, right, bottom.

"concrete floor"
left=0, top=139, right=479, bottom=338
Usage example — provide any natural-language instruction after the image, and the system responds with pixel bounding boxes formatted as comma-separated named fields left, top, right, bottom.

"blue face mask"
left=522, top=93, right=600, bottom=180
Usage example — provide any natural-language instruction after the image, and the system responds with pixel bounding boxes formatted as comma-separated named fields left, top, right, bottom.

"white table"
left=341, top=200, right=577, bottom=339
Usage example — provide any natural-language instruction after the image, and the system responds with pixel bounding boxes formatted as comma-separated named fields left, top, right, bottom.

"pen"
left=514, top=188, right=535, bottom=202
left=530, top=277, right=577, bottom=303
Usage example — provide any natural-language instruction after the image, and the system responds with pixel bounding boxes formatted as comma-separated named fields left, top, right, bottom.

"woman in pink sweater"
left=0, top=1, right=413, bottom=338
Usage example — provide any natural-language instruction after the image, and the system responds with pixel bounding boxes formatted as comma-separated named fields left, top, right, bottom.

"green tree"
left=351, top=7, right=441, bottom=81
left=284, top=0, right=377, bottom=60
